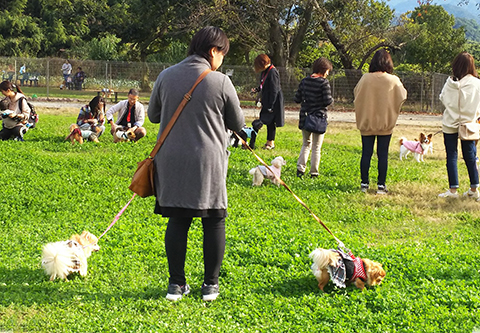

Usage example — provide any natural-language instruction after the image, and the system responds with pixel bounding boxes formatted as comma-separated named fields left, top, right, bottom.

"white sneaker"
left=376, top=185, right=388, bottom=195
left=463, top=189, right=480, bottom=199
left=438, top=190, right=459, bottom=198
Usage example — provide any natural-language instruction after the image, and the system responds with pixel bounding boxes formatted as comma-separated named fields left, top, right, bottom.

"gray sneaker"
left=166, top=284, right=190, bottom=301
left=360, top=183, right=369, bottom=193
left=201, top=283, right=219, bottom=301
left=377, top=185, right=388, bottom=195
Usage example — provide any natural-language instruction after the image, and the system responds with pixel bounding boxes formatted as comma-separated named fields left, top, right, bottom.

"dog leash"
left=233, top=132, right=346, bottom=249
left=83, top=193, right=137, bottom=248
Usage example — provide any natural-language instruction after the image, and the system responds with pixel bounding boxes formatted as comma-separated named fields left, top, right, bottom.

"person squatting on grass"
left=148, top=26, right=244, bottom=302
left=354, top=49, right=407, bottom=195
left=294, top=57, right=333, bottom=179
left=105, top=88, right=147, bottom=142
left=73, top=96, right=106, bottom=142
left=438, top=52, right=480, bottom=200
left=0, top=81, right=31, bottom=141
left=251, top=54, right=285, bottom=150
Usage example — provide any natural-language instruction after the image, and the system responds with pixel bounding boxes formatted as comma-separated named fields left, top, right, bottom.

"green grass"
left=1, top=113, right=480, bottom=332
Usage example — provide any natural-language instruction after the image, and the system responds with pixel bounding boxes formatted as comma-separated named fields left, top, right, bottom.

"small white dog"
left=249, top=156, right=286, bottom=186
left=399, top=133, right=433, bottom=162
left=41, top=231, right=100, bottom=281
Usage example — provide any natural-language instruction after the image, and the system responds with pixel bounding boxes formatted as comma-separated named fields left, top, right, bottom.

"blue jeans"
left=360, top=135, right=392, bottom=186
left=443, top=133, right=479, bottom=189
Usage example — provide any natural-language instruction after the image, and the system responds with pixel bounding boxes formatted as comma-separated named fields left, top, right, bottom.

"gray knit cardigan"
left=148, top=55, right=244, bottom=211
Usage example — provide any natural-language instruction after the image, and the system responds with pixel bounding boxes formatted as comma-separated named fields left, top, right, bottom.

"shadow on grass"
left=0, top=267, right=167, bottom=307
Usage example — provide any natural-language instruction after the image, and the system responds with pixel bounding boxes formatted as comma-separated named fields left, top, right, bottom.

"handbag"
left=303, top=111, right=328, bottom=134
left=459, top=122, right=480, bottom=141
left=457, top=84, right=480, bottom=141
left=129, top=68, right=211, bottom=197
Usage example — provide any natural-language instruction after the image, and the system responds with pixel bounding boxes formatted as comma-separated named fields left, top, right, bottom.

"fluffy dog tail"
left=399, top=137, right=407, bottom=146
left=41, top=242, right=72, bottom=281
left=309, top=248, right=339, bottom=269
left=249, top=167, right=257, bottom=175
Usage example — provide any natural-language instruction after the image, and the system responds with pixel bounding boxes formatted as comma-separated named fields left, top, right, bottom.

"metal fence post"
left=46, top=59, right=50, bottom=98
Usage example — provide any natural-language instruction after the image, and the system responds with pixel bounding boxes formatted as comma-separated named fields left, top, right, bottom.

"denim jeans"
left=443, top=132, right=479, bottom=189
left=360, top=135, right=392, bottom=186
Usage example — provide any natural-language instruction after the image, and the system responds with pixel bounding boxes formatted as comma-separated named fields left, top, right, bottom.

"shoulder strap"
left=148, top=68, right=212, bottom=158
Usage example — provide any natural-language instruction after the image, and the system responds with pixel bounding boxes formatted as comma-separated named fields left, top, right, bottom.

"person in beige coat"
left=354, top=49, right=407, bottom=194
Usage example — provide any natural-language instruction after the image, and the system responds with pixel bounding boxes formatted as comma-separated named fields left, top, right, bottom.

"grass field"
left=1, top=109, right=480, bottom=332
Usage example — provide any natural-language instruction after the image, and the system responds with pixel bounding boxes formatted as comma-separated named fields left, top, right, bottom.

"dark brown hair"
left=369, top=49, right=394, bottom=74
left=89, top=96, right=106, bottom=116
left=254, top=54, right=271, bottom=72
left=452, top=52, right=478, bottom=80
left=187, top=26, right=230, bottom=61
left=0, top=80, right=24, bottom=94
left=312, top=57, right=333, bottom=75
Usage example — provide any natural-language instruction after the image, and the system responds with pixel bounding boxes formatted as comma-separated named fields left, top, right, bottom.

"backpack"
left=18, top=97, right=39, bottom=129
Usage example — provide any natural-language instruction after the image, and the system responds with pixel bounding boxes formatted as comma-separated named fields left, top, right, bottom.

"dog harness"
left=402, top=140, right=424, bottom=154
left=327, top=248, right=367, bottom=288
left=242, top=127, right=256, bottom=139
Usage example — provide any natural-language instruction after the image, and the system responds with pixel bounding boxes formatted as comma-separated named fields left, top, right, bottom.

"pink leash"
left=98, top=193, right=137, bottom=241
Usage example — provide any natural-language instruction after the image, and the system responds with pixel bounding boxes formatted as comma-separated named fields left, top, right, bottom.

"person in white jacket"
left=105, top=88, right=147, bottom=142
left=438, top=52, right=480, bottom=199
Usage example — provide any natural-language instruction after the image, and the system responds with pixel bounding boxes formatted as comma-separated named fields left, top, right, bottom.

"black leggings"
left=266, top=123, right=276, bottom=141
left=165, top=217, right=226, bottom=285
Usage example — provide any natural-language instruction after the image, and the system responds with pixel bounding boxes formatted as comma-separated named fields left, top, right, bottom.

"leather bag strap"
left=148, top=68, right=211, bottom=158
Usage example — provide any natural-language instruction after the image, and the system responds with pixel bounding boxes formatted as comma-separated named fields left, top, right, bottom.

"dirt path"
left=34, top=101, right=443, bottom=128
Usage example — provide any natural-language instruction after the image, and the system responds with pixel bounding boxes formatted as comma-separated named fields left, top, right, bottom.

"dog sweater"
left=402, top=140, right=424, bottom=154
left=258, top=165, right=281, bottom=180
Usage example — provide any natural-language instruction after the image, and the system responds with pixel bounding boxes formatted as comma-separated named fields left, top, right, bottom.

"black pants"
left=266, top=123, right=276, bottom=141
left=165, top=217, right=226, bottom=286
left=0, top=126, right=23, bottom=141
left=360, top=134, right=391, bottom=186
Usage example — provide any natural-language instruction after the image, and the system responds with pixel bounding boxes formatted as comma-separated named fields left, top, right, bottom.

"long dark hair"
left=89, top=96, right=106, bottom=116
left=452, top=52, right=478, bottom=81
left=0, top=80, right=24, bottom=94
left=187, top=26, right=230, bottom=61
left=369, top=49, right=394, bottom=74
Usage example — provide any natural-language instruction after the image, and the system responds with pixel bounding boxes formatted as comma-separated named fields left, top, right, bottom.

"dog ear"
left=427, top=134, right=433, bottom=139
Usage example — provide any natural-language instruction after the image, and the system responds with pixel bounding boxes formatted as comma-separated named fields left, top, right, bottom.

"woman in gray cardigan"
left=148, top=27, right=244, bottom=302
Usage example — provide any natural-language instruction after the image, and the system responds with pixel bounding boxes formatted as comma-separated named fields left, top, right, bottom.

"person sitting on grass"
left=69, top=96, right=106, bottom=143
left=105, top=88, right=146, bottom=142
left=0, top=81, right=31, bottom=141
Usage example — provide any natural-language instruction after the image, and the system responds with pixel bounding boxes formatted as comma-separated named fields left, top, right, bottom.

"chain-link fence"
left=0, top=56, right=449, bottom=113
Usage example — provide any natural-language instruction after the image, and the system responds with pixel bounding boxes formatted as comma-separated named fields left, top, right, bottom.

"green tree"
left=401, top=4, right=466, bottom=73
left=0, top=10, right=44, bottom=57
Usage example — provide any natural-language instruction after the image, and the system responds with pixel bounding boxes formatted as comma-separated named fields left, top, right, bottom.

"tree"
left=401, top=4, right=466, bottom=72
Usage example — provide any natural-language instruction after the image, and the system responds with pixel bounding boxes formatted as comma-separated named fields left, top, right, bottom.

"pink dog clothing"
left=258, top=165, right=282, bottom=180
left=402, top=140, right=424, bottom=154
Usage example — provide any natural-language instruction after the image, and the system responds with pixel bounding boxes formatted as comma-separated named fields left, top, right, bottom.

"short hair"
left=254, top=54, right=271, bottom=72
left=312, top=57, right=333, bottom=75
left=187, top=26, right=230, bottom=61
left=452, top=52, right=478, bottom=80
left=369, top=49, right=394, bottom=74
left=128, top=88, right=139, bottom=96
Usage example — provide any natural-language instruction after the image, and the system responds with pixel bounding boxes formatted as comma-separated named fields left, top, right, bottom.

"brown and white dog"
left=113, top=126, right=136, bottom=143
left=399, top=133, right=433, bottom=162
left=309, top=248, right=386, bottom=291
left=41, top=231, right=100, bottom=281
left=65, top=124, right=84, bottom=145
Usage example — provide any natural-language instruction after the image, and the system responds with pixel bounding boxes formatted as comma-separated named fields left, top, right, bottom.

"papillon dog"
left=399, top=133, right=433, bottom=162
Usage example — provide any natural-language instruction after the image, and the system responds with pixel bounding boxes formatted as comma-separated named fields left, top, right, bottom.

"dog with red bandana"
left=309, top=247, right=386, bottom=291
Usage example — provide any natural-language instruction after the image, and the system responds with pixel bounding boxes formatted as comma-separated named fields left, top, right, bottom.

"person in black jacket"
left=294, top=57, right=333, bottom=178
left=251, top=54, right=284, bottom=150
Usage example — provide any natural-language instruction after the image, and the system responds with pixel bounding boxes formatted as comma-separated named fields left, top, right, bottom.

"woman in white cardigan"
left=438, top=52, right=480, bottom=199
